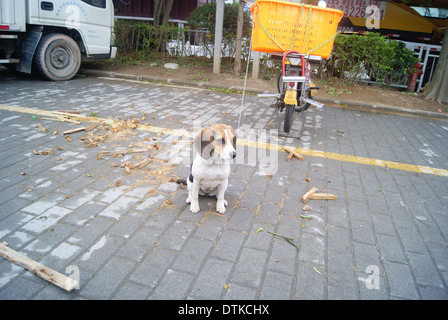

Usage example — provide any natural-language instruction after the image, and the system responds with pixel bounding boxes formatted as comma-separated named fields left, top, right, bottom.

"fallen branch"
left=0, top=242, right=78, bottom=292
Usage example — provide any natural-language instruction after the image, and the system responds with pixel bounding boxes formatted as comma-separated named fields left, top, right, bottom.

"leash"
left=237, top=17, right=254, bottom=131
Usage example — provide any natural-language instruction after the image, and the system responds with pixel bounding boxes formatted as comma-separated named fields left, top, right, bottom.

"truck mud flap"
left=15, top=26, right=43, bottom=74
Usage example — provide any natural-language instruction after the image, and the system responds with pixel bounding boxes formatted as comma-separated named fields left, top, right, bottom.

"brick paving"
left=0, top=70, right=447, bottom=300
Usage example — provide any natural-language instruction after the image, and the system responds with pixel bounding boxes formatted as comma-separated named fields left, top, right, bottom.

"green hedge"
left=114, top=19, right=180, bottom=59
left=321, top=33, right=418, bottom=85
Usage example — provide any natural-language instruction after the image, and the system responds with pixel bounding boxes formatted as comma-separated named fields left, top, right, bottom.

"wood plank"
left=0, top=243, right=78, bottom=292
left=63, top=127, right=86, bottom=135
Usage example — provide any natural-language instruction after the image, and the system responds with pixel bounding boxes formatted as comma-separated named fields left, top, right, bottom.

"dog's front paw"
left=216, top=200, right=226, bottom=214
left=190, top=202, right=200, bottom=213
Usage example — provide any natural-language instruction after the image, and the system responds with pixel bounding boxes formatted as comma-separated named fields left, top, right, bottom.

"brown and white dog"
left=186, top=124, right=237, bottom=214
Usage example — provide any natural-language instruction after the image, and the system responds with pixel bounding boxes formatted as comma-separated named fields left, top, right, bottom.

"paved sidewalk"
left=78, top=68, right=448, bottom=120
left=0, top=70, right=447, bottom=300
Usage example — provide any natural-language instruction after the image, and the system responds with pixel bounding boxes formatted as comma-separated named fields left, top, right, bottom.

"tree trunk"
left=153, top=0, right=174, bottom=52
left=234, top=0, right=245, bottom=77
left=213, top=0, right=224, bottom=74
left=423, top=21, right=448, bottom=104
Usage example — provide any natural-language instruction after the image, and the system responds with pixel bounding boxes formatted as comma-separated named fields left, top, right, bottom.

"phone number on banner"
left=326, top=0, right=387, bottom=20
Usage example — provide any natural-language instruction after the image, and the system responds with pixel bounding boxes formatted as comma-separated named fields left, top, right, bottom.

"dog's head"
left=193, top=124, right=237, bottom=161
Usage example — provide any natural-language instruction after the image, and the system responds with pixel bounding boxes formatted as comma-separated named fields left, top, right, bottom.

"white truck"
left=0, top=0, right=117, bottom=81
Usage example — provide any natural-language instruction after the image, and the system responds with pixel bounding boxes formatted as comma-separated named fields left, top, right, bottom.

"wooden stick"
left=41, top=148, right=54, bottom=156
left=52, top=111, right=111, bottom=125
left=41, top=116, right=81, bottom=125
left=63, top=127, right=86, bottom=135
left=54, top=110, right=83, bottom=114
left=310, top=193, right=338, bottom=200
left=35, top=123, right=48, bottom=133
left=302, top=187, right=318, bottom=203
left=284, top=146, right=304, bottom=160
left=86, top=133, right=95, bottom=144
left=85, top=123, right=98, bottom=132
left=173, top=140, right=193, bottom=145
left=133, top=157, right=151, bottom=170
left=286, top=152, right=294, bottom=161
left=98, top=148, right=150, bottom=156
left=0, top=242, right=78, bottom=292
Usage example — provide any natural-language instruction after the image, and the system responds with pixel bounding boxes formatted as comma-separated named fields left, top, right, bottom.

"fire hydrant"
left=407, top=62, right=423, bottom=92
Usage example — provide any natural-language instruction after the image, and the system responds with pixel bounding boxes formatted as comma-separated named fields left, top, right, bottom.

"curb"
left=78, top=68, right=268, bottom=94
left=79, top=68, right=448, bottom=120
left=315, top=97, right=448, bottom=120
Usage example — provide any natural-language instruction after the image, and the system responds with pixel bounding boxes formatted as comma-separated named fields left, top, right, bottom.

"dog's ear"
left=231, top=128, right=237, bottom=150
left=193, top=127, right=217, bottom=159
left=222, top=124, right=237, bottom=150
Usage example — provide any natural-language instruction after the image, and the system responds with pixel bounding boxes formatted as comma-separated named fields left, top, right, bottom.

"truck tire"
left=34, top=33, right=81, bottom=81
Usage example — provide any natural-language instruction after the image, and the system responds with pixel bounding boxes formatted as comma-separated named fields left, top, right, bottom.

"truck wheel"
left=34, top=33, right=81, bottom=81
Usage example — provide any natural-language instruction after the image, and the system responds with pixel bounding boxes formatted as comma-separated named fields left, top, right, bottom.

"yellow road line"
left=239, top=140, right=448, bottom=178
left=1, top=104, right=447, bottom=178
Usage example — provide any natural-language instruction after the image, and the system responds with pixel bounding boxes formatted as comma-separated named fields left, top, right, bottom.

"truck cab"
left=0, top=0, right=116, bottom=81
